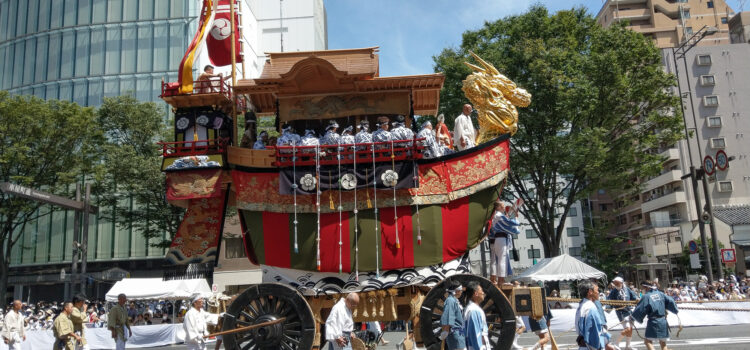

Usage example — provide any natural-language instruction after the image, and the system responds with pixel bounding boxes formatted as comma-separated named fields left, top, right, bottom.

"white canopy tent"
left=513, top=254, right=607, bottom=283
left=105, top=278, right=211, bottom=302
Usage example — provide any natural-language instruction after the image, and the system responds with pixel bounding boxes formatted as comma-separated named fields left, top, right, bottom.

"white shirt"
left=325, top=299, right=353, bottom=343
left=183, top=307, right=219, bottom=350
left=3, top=310, right=25, bottom=341
left=453, top=113, right=476, bottom=150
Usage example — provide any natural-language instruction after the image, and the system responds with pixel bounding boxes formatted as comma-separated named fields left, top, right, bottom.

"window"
left=708, top=1, right=714, bottom=8
left=567, top=227, right=580, bottom=237
left=526, top=229, right=537, bottom=238
left=682, top=9, right=690, bottom=19
left=599, top=204, right=608, bottom=212
left=703, top=95, right=719, bottom=107
left=224, top=238, right=245, bottom=259
left=722, top=17, right=728, bottom=24
left=527, top=248, right=541, bottom=259
left=569, top=207, right=577, bottom=217
left=710, top=137, right=726, bottom=149
left=697, top=54, right=712, bottom=66
left=707, top=116, right=722, bottom=128
left=718, top=181, right=733, bottom=192
left=700, top=75, right=715, bottom=86
left=685, top=27, right=693, bottom=36
left=569, top=247, right=582, bottom=256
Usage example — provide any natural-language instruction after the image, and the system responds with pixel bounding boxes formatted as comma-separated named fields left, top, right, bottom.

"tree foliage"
left=0, top=91, right=102, bottom=299
left=94, top=95, right=184, bottom=248
left=581, top=218, right=630, bottom=279
left=433, top=6, right=684, bottom=257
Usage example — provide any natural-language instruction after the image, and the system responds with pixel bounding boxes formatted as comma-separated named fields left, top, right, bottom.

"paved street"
left=151, top=324, right=750, bottom=349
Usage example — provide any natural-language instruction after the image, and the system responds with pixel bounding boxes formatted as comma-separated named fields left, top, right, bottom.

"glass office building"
left=0, top=0, right=195, bottom=105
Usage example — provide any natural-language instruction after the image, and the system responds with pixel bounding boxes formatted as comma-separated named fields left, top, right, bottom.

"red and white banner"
left=206, top=0, right=242, bottom=67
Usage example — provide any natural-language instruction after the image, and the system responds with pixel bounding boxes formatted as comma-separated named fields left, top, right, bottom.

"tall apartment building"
left=596, top=2, right=750, bottom=280
left=0, top=0, right=327, bottom=301
left=596, top=0, right=735, bottom=48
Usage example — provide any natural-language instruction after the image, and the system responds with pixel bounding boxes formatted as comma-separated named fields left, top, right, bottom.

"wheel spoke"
left=283, top=334, right=301, bottom=346
left=241, top=310, right=256, bottom=322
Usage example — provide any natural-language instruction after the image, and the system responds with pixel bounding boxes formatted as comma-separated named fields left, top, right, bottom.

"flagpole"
left=230, top=0, right=238, bottom=145
left=238, top=2, right=246, bottom=80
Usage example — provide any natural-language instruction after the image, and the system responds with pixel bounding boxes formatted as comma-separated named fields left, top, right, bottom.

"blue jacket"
left=608, top=287, right=638, bottom=318
left=440, top=294, right=464, bottom=331
left=576, top=299, right=610, bottom=349
left=632, top=289, right=678, bottom=339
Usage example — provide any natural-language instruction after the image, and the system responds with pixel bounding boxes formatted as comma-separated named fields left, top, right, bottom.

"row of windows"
left=6, top=73, right=177, bottom=106
left=0, top=0, right=190, bottom=43
left=9, top=200, right=167, bottom=266
left=525, top=247, right=582, bottom=259
left=0, top=22, right=189, bottom=91
left=525, top=227, right=580, bottom=238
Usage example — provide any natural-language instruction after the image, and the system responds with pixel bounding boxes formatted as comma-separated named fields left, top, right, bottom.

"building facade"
left=596, top=0, right=735, bottom=48
left=0, top=0, right=327, bottom=301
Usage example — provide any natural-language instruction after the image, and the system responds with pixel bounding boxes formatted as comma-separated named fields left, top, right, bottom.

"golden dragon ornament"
left=462, top=51, right=531, bottom=143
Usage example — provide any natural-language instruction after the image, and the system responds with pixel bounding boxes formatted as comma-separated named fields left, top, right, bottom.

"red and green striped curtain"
left=240, top=184, right=499, bottom=272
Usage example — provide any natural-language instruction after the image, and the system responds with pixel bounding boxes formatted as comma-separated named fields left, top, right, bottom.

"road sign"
left=721, top=248, right=736, bottom=263
left=212, top=283, right=219, bottom=293
left=0, top=182, right=98, bottom=213
left=689, top=253, right=701, bottom=269
left=688, top=240, right=698, bottom=253
left=716, top=150, right=728, bottom=171
left=703, top=156, right=715, bottom=176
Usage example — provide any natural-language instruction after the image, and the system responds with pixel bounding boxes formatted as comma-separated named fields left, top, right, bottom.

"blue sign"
left=688, top=240, right=698, bottom=254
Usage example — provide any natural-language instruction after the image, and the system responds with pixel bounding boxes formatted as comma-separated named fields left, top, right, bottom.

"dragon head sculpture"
left=462, top=51, right=531, bottom=142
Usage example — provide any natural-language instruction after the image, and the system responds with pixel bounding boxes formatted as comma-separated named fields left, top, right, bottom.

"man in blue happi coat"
left=489, top=201, right=520, bottom=286
left=440, top=281, right=466, bottom=350
left=463, top=281, right=489, bottom=350
left=608, top=276, right=639, bottom=349
left=575, top=280, right=615, bottom=350
left=632, top=280, right=679, bottom=350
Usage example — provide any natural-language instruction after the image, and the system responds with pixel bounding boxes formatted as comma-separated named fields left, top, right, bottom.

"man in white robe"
left=325, top=293, right=359, bottom=350
left=3, top=300, right=25, bottom=350
left=183, top=296, right=220, bottom=350
left=453, top=104, right=476, bottom=151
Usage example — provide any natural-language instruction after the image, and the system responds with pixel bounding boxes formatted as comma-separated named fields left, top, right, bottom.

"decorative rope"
left=412, top=161, right=421, bottom=245
left=352, top=140, right=359, bottom=281
left=315, top=145, right=321, bottom=271
left=390, top=140, right=400, bottom=249
left=337, top=140, right=343, bottom=274
left=292, top=144, right=299, bottom=253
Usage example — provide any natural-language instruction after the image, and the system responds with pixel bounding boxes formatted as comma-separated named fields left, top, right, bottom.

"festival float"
left=158, top=1, right=546, bottom=349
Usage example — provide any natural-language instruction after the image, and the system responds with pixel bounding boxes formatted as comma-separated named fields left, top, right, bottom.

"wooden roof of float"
left=235, top=47, right=444, bottom=116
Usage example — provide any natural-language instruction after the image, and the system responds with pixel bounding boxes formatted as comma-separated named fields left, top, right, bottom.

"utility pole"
left=79, top=183, right=91, bottom=295
left=68, top=184, right=81, bottom=301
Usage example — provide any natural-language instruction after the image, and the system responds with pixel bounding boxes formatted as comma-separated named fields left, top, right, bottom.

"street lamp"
left=671, top=25, right=722, bottom=281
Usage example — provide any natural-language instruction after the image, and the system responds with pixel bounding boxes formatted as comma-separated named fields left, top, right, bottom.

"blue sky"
left=325, top=0, right=743, bottom=77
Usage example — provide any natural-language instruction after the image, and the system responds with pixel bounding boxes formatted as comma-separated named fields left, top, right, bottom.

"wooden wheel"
left=418, top=275, right=516, bottom=350
left=222, top=283, right=315, bottom=350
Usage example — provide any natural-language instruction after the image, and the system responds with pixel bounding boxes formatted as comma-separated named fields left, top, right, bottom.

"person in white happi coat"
left=325, top=293, right=360, bottom=350
left=320, top=121, right=341, bottom=146
left=371, top=116, right=393, bottom=151
left=277, top=124, right=301, bottom=146
left=183, top=296, right=221, bottom=350
left=354, top=121, right=372, bottom=150
left=453, top=104, right=476, bottom=151
left=340, top=126, right=355, bottom=145
left=301, top=129, right=320, bottom=146
left=391, top=115, right=414, bottom=147
left=3, top=300, right=25, bottom=350
left=417, top=121, right=441, bottom=158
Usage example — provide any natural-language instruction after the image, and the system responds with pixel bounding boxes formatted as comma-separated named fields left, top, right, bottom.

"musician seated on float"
left=252, top=131, right=268, bottom=150
left=417, top=121, right=441, bottom=159
left=354, top=121, right=372, bottom=151
left=196, top=65, right=222, bottom=93
left=372, top=116, right=393, bottom=150
left=391, top=115, right=414, bottom=152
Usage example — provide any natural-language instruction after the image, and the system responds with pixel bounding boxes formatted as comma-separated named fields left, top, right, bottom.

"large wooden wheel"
left=419, top=275, right=516, bottom=350
left=222, top=283, right=316, bottom=350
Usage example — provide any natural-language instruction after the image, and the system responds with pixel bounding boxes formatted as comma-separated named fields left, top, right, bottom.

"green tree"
left=581, top=218, right=630, bottom=279
left=678, top=238, right=725, bottom=276
left=433, top=6, right=683, bottom=257
left=94, top=95, right=184, bottom=248
left=0, top=91, right=102, bottom=299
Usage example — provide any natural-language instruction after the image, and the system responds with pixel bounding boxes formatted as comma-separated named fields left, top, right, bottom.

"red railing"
left=158, top=138, right=230, bottom=157
left=160, top=77, right=232, bottom=99
left=272, top=138, right=427, bottom=167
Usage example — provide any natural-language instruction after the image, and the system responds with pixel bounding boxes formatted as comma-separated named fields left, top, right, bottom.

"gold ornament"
left=462, top=51, right=531, bottom=143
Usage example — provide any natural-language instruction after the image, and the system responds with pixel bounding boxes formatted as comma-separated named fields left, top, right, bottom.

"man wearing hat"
left=632, top=280, right=679, bottom=350
left=183, top=296, right=220, bottom=350
left=3, top=300, right=25, bottom=349
left=355, top=121, right=372, bottom=150
left=417, top=120, right=441, bottom=158
left=320, top=121, right=341, bottom=146
left=70, top=295, right=89, bottom=350
left=53, top=302, right=81, bottom=350
left=108, top=294, right=131, bottom=350
left=439, top=281, right=466, bottom=350
left=608, top=277, right=639, bottom=349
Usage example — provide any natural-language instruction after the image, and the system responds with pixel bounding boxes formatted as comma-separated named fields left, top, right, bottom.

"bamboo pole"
left=204, top=317, right=286, bottom=338
left=230, top=0, right=238, bottom=145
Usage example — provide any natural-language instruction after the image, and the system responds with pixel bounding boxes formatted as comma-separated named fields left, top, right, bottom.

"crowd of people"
left=242, top=103, right=481, bottom=160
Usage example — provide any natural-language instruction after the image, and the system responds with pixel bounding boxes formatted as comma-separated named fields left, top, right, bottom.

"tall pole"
left=68, top=184, right=81, bottom=301
left=672, top=48, right=713, bottom=282
left=701, top=172, right=724, bottom=279
left=230, top=0, right=238, bottom=146
left=80, top=183, right=90, bottom=295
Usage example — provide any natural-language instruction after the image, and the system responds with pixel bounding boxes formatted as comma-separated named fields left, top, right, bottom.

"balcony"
left=660, top=147, right=680, bottom=162
left=652, top=241, right=683, bottom=256
left=615, top=8, right=652, bottom=21
left=644, top=169, right=682, bottom=192
left=641, top=190, right=687, bottom=213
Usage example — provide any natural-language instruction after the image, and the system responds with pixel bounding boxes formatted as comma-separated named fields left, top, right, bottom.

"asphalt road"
left=154, top=324, right=750, bottom=349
